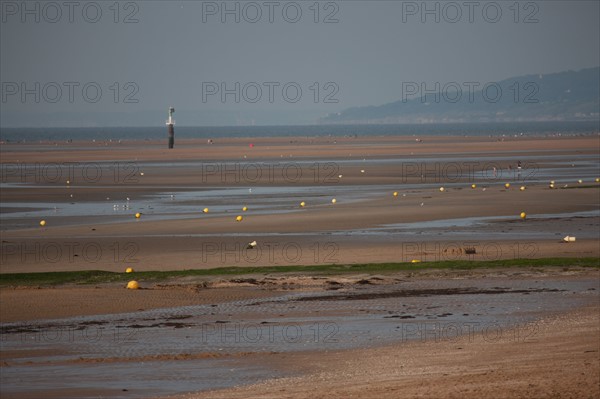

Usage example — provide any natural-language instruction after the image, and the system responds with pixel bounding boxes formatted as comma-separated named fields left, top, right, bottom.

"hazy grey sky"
left=1, top=0, right=599, bottom=126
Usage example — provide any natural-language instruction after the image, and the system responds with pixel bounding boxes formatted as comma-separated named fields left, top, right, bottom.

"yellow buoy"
left=505, top=183, right=510, bottom=189
left=300, top=201, right=305, bottom=207
left=242, top=206, right=248, bottom=211
left=125, top=267, right=134, bottom=273
left=393, top=191, right=398, bottom=197
left=595, top=178, right=599, bottom=183
left=520, top=212, right=527, bottom=220
left=471, top=184, right=476, bottom=189
left=203, top=208, right=209, bottom=213
left=236, top=215, right=243, bottom=222
left=411, top=259, right=421, bottom=263
left=439, top=187, right=445, bottom=192
left=578, top=179, right=583, bottom=184
left=331, top=198, right=337, bottom=204
left=39, top=220, right=46, bottom=227
left=549, top=183, right=555, bottom=189
left=135, top=212, right=141, bottom=218
left=126, top=280, right=139, bottom=289
left=520, top=186, right=526, bottom=191
left=550, top=180, right=555, bottom=184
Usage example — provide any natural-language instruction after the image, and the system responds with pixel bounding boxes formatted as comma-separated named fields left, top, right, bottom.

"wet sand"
left=1, top=266, right=595, bottom=323
left=1, top=136, right=599, bottom=273
left=1, top=268, right=598, bottom=398
left=2, top=135, right=598, bottom=164
left=1, top=135, right=599, bottom=398
left=0, top=286, right=280, bottom=323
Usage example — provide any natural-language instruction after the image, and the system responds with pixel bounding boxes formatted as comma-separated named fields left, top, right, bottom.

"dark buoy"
left=166, top=107, right=175, bottom=149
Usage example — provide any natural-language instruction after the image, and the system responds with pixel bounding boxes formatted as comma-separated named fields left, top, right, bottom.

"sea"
left=0, top=121, right=598, bottom=142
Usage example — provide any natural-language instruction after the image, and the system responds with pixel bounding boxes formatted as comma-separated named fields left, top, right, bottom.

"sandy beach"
left=167, top=305, right=600, bottom=399
left=3, top=0, right=599, bottom=395
left=1, top=134, right=599, bottom=398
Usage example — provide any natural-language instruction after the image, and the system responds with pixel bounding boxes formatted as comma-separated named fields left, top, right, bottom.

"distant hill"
left=321, top=67, right=599, bottom=124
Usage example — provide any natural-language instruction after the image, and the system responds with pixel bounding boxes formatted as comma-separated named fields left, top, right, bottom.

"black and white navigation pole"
left=166, top=107, right=175, bottom=149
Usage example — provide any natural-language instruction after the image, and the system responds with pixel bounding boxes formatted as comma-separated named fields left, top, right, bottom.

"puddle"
left=375, top=210, right=600, bottom=230
left=0, top=359, right=283, bottom=399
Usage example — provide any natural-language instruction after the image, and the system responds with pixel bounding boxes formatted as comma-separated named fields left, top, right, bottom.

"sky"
left=1, top=0, right=599, bottom=127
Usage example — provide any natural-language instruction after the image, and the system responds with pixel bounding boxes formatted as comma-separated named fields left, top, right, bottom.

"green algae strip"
left=0, top=257, right=598, bottom=287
